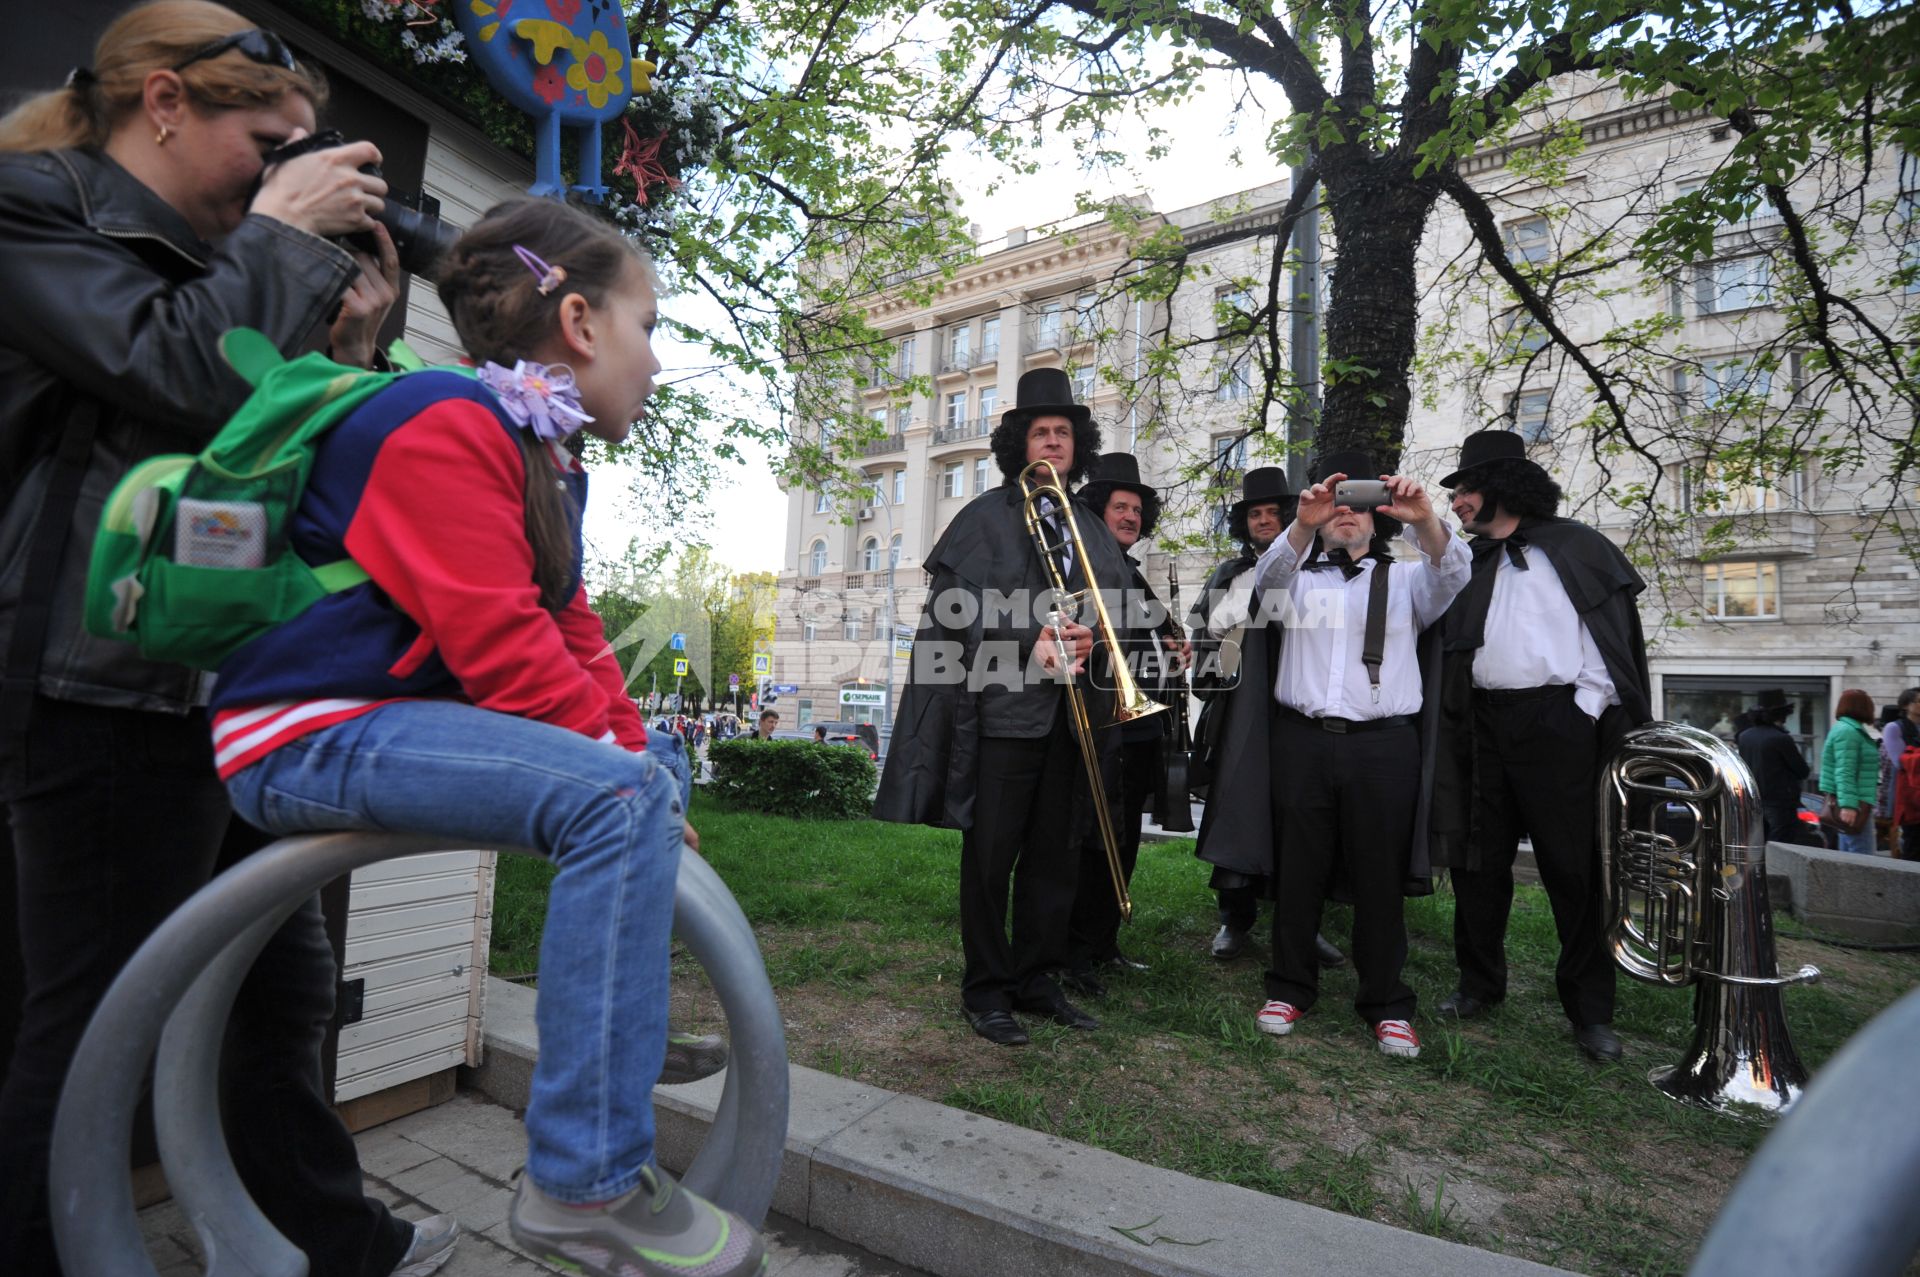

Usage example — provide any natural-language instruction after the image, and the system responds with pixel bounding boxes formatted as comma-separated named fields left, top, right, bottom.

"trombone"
left=1019, top=459, right=1165, bottom=923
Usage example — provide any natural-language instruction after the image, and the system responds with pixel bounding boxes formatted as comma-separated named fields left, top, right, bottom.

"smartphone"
left=1333, top=479, right=1390, bottom=510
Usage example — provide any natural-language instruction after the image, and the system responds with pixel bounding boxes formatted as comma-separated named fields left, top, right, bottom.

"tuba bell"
left=1602, top=722, right=1819, bottom=1117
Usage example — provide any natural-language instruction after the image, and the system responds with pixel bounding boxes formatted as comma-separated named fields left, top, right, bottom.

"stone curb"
left=464, top=977, right=1573, bottom=1277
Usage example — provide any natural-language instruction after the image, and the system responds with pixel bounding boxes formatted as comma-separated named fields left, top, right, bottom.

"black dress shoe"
left=1436, top=989, right=1500, bottom=1020
left=1210, top=925, right=1248, bottom=960
left=1060, top=967, right=1107, bottom=1000
left=1013, top=995, right=1100, bottom=1030
left=964, top=1009, right=1029, bottom=1046
left=1106, top=951, right=1150, bottom=973
left=1574, top=1023, right=1623, bottom=1063
left=1314, top=933, right=1346, bottom=968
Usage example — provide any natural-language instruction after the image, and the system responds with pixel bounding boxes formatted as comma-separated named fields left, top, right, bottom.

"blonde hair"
left=0, top=0, right=326, bottom=153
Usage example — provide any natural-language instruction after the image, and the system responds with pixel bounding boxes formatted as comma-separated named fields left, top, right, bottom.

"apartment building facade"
left=771, top=83, right=1919, bottom=768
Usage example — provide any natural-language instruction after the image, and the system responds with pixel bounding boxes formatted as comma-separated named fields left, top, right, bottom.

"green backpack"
left=85, top=328, right=449, bottom=670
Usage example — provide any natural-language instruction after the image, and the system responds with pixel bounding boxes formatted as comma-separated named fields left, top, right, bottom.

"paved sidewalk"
left=136, top=1090, right=927, bottom=1277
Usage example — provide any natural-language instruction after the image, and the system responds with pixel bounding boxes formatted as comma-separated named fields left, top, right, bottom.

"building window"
left=1695, top=255, right=1772, bottom=316
left=1032, top=302, right=1063, bottom=351
left=1216, top=286, right=1257, bottom=337
left=1502, top=308, right=1548, bottom=354
left=813, top=490, right=830, bottom=514
left=1702, top=354, right=1771, bottom=409
left=946, top=324, right=971, bottom=370
left=1071, top=364, right=1096, bottom=401
left=843, top=612, right=861, bottom=641
left=890, top=532, right=902, bottom=568
left=1212, top=432, right=1247, bottom=474
left=1900, top=153, right=1920, bottom=292
left=980, top=315, right=1000, bottom=360
left=978, top=386, right=997, bottom=426
left=1072, top=291, right=1097, bottom=341
left=944, top=392, right=966, bottom=429
left=802, top=621, right=817, bottom=643
left=862, top=537, right=879, bottom=571
left=941, top=462, right=963, bottom=498
left=896, top=336, right=917, bottom=380
left=796, top=697, right=813, bottom=726
left=1703, top=560, right=1779, bottom=619
left=808, top=539, right=827, bottom=575
left=973, top=456, right=991, bottom=495
left=872, top=614, right=888, bottom=640
left=892, top=468, right=906, bottom=505
left=1504, top=216, right=1551, bottom=265
left=1217, top=352, right=1253, bottom=401
left=1509, top=390, right=1551, bottom=443
left=868, top=406, right=887, bottom=431
left=1665, top=675, right=1823, bottom=758
left=1684, top=461, right=1802, bottom=513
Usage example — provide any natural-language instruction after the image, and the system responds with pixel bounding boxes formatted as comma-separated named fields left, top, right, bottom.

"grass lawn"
left=489, top=790, right=1920, bottom=1276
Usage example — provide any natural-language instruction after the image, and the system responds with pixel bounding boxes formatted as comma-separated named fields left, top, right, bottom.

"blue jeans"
left=646, top=725, right=693, bottom=806
left=1838, top=821, right=1878, bottom=855
left=227, top=701, right=683, bottom=1202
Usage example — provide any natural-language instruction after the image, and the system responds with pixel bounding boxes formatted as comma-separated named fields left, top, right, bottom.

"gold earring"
left=155, top=125, right=171, bottom=146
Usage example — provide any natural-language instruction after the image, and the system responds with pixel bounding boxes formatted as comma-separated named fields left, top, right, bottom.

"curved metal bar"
left=674, top=846, right=787, bottom=1227
left=156, top=904, right=311, bottom=1277
left=53, top=831, right=788, bottom=1274
left=1690, top=985, right=1920, bottom=1276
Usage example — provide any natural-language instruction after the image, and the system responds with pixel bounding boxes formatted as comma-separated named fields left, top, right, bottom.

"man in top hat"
left=1427, top=429, right=1651, bottom=1064
left=1061, top=453, right=1190, bottom=996
left=1248, top=450, right=1468, bottom=1058
left=875, top=368, right=1129, bottom=1046
left=1189, top=467, right=1346, bottom=970
left=1737, top=691, right=1811, bottom=845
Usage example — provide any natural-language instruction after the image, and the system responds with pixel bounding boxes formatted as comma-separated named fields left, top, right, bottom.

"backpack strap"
left=1, top=398, right=102, bottom=743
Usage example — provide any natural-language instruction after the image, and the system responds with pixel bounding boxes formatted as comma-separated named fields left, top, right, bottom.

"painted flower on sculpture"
left=565, top=29, right=624, bottom=110
left=476, top=360, right=595, bottom=441
left=532, top=63, right=565, bottom=104
left=544, top=0, right=580, bottom=22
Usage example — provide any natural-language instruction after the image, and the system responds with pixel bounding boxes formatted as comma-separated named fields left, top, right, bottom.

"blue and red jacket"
left=209, top=370, right=646, bottom=777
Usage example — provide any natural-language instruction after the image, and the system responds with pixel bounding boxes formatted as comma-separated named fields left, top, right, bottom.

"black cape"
left=873, top=483, right=1128, bottom=831
left=1426, top=517, right=1652, bottom=871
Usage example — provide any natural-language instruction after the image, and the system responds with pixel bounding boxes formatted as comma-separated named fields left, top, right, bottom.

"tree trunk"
left=1313, top=154, right=1441, bottom=473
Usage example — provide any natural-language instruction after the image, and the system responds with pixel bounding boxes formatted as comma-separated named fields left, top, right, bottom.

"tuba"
left=1602, top=722, right=1819, bottom=1117
left=1020, top=459, right=1165, bottom=922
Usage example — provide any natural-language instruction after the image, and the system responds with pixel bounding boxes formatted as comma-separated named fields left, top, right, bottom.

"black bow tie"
left=1309, top=547, right=1367, bottom=581
left=1473, top=532, right=1529, bottom=571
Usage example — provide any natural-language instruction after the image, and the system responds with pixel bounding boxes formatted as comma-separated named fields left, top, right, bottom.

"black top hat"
left=1228, top=466, right=1291, bottom=519
left=1000, top=367, right=1091, bottom=431
left=1079, top=452, right=1160, bottom=539
left=1439, top=429, right=1540, bottom=488
left=1747, top=688, right=1793, bottom=720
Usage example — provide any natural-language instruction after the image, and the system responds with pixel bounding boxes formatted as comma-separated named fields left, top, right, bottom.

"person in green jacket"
left=1821, top=688, right=1882, bottom=854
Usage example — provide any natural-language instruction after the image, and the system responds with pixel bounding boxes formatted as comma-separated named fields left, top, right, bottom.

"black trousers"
left=1264, top=714, right=1418, bottom=1024
left=1449, top=686, right=1616, bottom=1027
left=959, top=715, right=1080, bottom=1012
left=1216, top=883, right=1260, bottom=932
left=1067, top=734, right=1159, bottom=969
left=0, top=697, right=410, bottom=1277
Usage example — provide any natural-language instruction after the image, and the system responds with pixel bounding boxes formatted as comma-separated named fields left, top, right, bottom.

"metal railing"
left=860, top=432, right=905, bottom=456
left=50, top=831, right=790, bottom=1275
left=933, top=417, right=993, bottom=444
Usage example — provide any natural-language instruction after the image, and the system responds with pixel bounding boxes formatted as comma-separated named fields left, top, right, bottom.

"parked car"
left=806, top=720, right=881, bottom=762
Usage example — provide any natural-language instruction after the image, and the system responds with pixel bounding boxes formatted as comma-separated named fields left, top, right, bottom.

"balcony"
left=861, top=432, right=905, bottom=456
left=933, top=416, right=993, bottom=445
left=1680, top=509, right=1818, bottom=560
left=939, top=351, right=974, bottom=374
left=976, top=341, right=1000, bottom=366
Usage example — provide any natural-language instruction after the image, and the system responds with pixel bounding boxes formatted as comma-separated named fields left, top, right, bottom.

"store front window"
left=1662, top=675, right=1826, bottom=778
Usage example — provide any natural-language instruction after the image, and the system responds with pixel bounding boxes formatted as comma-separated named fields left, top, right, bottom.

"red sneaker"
left=1255, top=1000, right=1303, bottom=1036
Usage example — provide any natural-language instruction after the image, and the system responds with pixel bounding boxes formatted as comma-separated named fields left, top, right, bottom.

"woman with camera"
left=0, top=3, right=451, bottom=1274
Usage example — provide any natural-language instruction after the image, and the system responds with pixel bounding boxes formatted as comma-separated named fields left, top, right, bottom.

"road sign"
left=894, top=636, right=912, bottom=660
left=772, top=683, right=799, bottom=695
left=840, top=688, right=886, bottom=707
left=752, top=654, right=772, bottom=675
left=728, top=673, right=741, bottom=689
left=673, top=657, right=689, bottom=677
left=670, top=632, right=686, bottom=651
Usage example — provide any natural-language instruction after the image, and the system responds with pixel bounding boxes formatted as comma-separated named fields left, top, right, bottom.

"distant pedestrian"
left=1737, top=692, right=1810, bottom=845
left=812, top=725, right=826, bottom=743
left=1890, top=688, right=1920, bottom=860
left=1820, top=689, right=1881, bottom=854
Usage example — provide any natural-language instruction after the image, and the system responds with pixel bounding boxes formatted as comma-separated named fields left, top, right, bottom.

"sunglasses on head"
left=171, top=29, right=297, bottom=74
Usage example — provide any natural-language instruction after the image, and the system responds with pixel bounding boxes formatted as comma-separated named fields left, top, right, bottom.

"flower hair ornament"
left=513, top=243, right=568, bottom=296
left=476, top=360, right=595, bottom=442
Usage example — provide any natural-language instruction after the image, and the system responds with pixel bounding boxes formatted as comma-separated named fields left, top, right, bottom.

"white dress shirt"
left=1471, top=542, right=1618, bottom=720
left=1253, top=522, right=1471, bottom=719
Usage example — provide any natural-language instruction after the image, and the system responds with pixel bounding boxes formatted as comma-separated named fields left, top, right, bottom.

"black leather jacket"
left=0, top=148, right=354, bottom=713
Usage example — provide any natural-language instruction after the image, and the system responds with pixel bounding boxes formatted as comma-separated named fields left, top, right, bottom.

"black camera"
left=260, top=129, right=462, bottom=280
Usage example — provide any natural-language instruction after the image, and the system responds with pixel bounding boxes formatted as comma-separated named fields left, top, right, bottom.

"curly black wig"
left=990, top=412, right=1102, bottom=486
left=1449, top=457, right=1562, bottom=521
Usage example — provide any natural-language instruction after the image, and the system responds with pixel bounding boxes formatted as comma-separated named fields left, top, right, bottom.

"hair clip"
left=65, top=66, right=96, bottom=89
left=513, top=243, right=567, bottom=296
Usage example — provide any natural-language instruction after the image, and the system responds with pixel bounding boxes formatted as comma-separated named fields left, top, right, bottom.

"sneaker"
left=1255, top=1000, right=1303, bottom=1036
left=660, top=1031, right=728, bottom=1085
left=1375, top=1019, right=1421, bottom=1058
left=509, top=1164, right=767, bottom=1277
left=391, top=1214, right=460, bottom=1277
